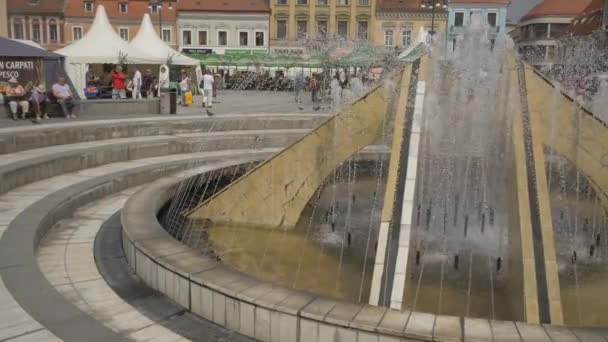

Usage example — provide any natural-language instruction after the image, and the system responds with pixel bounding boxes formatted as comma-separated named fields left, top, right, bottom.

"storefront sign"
left=0, top=59, right=37, bottom=86
left=270, top=47, right=305, bottom=56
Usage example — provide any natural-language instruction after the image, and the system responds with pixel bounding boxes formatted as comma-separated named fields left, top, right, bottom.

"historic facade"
left=6, top=0, right=66, bottom=50
left=447, top=0, right=510, bottom=52
left=176, top=0, right=269, bottom=55
left=269, top=0, right=376, bottom=55
left=63, top=0, right=178, bottom=49
left=373, top=0, right=447, bottom=50
left=512, top=0, right=590, bottom=68
left=0, top=0, right=7, bottom=37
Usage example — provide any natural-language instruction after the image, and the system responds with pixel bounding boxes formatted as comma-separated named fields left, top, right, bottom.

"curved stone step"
left=0, top=114, right=329, bottom=155
left=38, top=164, right=258, bottom=341
left=0, top=149, right=276, bottom=341
left=0, top=129, right=308, bottom=195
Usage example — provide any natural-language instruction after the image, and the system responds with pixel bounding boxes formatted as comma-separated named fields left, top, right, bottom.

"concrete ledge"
left=120, top=165, right=608, bottom=342
left=0, top=114, right=329, bottom=154
left=0, top=151, right=274, bottom=341
left=76, top=98, right=161, bottom=116
left=0, top=129, right=306, bottom=196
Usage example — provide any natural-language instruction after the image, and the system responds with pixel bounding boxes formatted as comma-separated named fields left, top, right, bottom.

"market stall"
left=56, top=5, right=158, bottom=98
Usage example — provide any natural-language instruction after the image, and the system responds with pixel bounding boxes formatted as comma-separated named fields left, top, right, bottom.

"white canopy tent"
left=131, top=14, right=199, bottom=67
left=56, top=5, right=158, bottom=97
left=131, top=14, right=202, bottom=93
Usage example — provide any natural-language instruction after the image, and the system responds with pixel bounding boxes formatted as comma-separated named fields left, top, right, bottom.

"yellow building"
left=269, top=0, right=376, bottom=54
left=0, top=0, right=7, bottom=37
left=373, top=0, right=447, bottom=50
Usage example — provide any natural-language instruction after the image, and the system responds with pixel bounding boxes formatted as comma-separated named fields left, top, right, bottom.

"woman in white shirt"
left=179, top=72, right=190, bottom=106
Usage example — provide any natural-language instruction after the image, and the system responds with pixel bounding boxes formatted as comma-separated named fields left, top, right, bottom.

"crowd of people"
left=1, top=76, right=76, bottom=123
left=85, top=66, right=160, bottom=100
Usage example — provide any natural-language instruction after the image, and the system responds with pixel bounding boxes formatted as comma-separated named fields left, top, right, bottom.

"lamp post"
left=420, top=0, right=447, bottom=41
left=148, top=1, right=173, bottom=42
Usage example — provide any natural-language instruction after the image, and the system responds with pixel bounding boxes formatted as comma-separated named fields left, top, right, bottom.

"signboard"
left=182, top=48, right=213, bottom=54
left=0, top=59, right=37, bottom=86
left=270, top=47, right=306, bottom=56
left=225, top=49, right=267, bottom=56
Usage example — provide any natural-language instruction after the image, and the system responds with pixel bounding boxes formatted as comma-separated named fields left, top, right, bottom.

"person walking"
left=5, top=77, right=29, bottom=120
left=179, top=72, right=190, bottom=106
left=294, top=72, right=306, bottom=104
left=111, top=66, right=128, bottom=99
left=132, top=68, right=142, bottom=99
left=52, top=77, right=76, bottom=119
left=309, top=73, right=320, bottom=104
left=141, top=69, right=153, bottom=98
left=201, top=70, right=214, bottom=116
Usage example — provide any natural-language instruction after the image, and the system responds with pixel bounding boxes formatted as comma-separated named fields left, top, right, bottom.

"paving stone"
left=255, top=307, right=271, bottom=341
left=515, top=322, right=551, bottom=342
left=433, top=315, right=461, bottom=342
left=376, top=309, right=410, bottom=335
left=325, top=302, right=364, bottom=327
left=464, top=318, right=493, bottom=342
left=350, top=305, right=387, bottom=331
left=301, top=297, right=340, bottom=321
left=404, top=311, right=435, bottom=341
left=300, top=319, right=319, bottom=342
left=490, top=320, right=521, bottom=342
left=543, top=325, right=580, bottom=342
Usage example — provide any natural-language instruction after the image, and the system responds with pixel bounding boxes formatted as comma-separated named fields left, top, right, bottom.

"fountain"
left=155, top=11, right=608, bottom=330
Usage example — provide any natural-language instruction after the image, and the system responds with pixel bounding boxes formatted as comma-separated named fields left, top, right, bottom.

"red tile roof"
left=567, top=0, right=604, bottom=35
left=7, top=0, right=66, bottom=15
left=521, top=0, right=591, bottom=21
left=177, top=0, right=270, bottom=13
left=64, top=0, right=177, bottom=21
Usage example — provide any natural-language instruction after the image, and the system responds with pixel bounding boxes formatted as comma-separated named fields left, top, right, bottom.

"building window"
left=277, top=20, right=287, bottom=39
left=297, top=0, right=308, bottom=4
left=401, top=29, right=411, bottom=48
left=72, top=26, right=83, bottom=41
left=12, top=19, right=24, bottom=40
left=338, top=0, right=349, bottom=5
left=49, top=19, right=58, bottom=42
left=84, top=1, right=93, bottom=12
left=454, top=12, right=464, bottom=27
left=119, top=27, right=129, bottom=41
left=150, top=5, right=160, bottom=14
left=198, top=31, right=207, bottom=45
left=119, top=2, right=128, bottom=13
left=317, top=20, right=328, bottom=37
left=384, top=30, right=393, bottom=46
left=357, top=21, right=368, bottom=40
left=162, top=28, right=171, bottom=42
left=239, top=32, right=248, bottom=46
left=182, top=30, right=192, bottom=45
left=297, top=20, right=307, bottom=38
left=218, top=31, right=227, bottom=46
left=359, top=0, right=369, bottom=5
left=337, top=20, right=348, bottom=38
left=531, top=23, right=548, bottom=39
left=255, top=32, right=264, bottom=46
left=31, top=19, right=41, bottom=42
left=318, top=0, right=328, bottom=4
left=12, top=18, right=24, bottom=39
left=277, top=0, right=287, bottom=4
left=487, top=12, right=497, bottom=27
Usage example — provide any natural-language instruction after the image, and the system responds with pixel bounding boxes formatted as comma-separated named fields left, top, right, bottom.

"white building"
left=513, top=0, right=591, bottom=68
left=176, top=0, right=270, bottom=55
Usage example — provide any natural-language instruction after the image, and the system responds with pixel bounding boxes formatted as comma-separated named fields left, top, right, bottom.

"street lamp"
left=148, top=1, right=174, bottom=42
left=420, top=0, right=447, bottom=39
